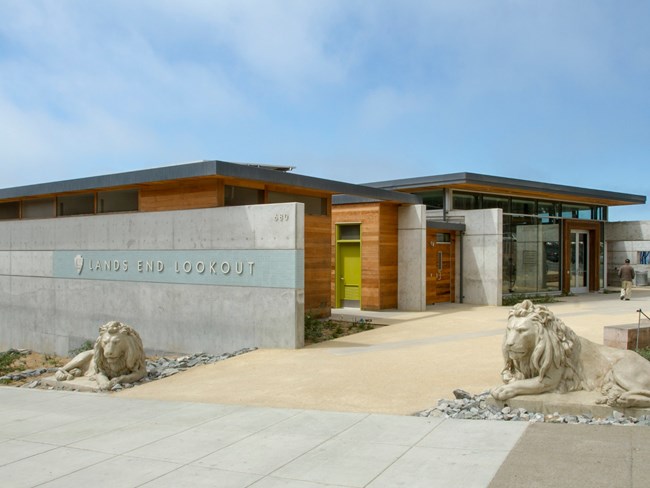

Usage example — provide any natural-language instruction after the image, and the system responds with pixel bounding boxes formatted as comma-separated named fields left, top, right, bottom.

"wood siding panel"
left=140, top=180, right=221, bottom=212
left=305, top=214, right=332, bottom=317
left=332, top=202, right=399, bottom=310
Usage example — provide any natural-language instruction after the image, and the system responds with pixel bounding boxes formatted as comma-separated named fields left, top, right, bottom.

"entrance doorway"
left=426, top=230, right=455, bottom=303
left=570, top=230, right=589, bottom=293
left=335, top=224, right=361, bottom=308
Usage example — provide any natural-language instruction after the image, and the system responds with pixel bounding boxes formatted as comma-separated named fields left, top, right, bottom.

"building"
left=333, top=172, right=646, bottom=307
left=0, top=161, right=418, bottom=355
left=0, top=162, right=645, bottom=355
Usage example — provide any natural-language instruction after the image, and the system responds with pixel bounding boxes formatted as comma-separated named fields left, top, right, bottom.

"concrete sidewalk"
left=1, top=387, right=527, bottom=487
left=2, top=290, right=650, bottom=487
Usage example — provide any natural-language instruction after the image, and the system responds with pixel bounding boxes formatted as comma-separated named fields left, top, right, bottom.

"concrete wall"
left=0, top=203, right=305, bottom=356
left=449, top=208, right=502, bottom=305
left=605, top=220, right=650, bottom=287
left=398, top=205, right=426, bottom=311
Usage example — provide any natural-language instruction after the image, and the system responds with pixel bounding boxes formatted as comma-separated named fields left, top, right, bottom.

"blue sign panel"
left=53, top=250, right=304, bottom=289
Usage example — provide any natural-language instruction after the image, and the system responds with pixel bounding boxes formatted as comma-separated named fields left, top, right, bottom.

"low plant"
left=637, top=347, right=650, bottom=362
left=304, top=313, right=376, bottom=344
left=304, top=313, right=325, bottom=343
left=69, top=340, right=94, bottom=357
left=352, top=318, right=373, bottom=331
left=0, top=349, right=24, bottom=376
left=502, top=294, right=559, bottom=307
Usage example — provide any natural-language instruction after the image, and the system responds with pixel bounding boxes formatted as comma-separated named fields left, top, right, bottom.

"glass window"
left=338, top=224, right=360, bottom=240
left=592, top=206, right=606, bottom=220
left=482, top=195, right=510, bottom=211
left=98, top=189, right=138, bottom=213
left=416, top=189, right=444, bottom=210
left=0, top=201, right=20, bottom=220
left=561, top=203, right=592, bottom=219
left=452, top=191, right=478, bottom=210
left=224, top=185, right=264, bottom=206
left=22, top=198, right=55, bottom=219
left=537, top=201, right=559, bottom=218
left=436, top=233, right=451, bottom=243
left=267, top=191, right=327, bottom=216
left=57, top=194, right=95, bottom=216
left=511, top=198, right=536, bottom=215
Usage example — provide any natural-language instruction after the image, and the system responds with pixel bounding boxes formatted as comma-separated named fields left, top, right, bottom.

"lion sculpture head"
left=499, top=300, right=583, bottom=394
left=93, top=321, right=146, bottom=380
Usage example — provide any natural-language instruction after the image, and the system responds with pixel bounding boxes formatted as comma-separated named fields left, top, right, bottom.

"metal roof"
left=364, top=172, right=646, bottom=207
left=0, top=160, right=421, bottom=205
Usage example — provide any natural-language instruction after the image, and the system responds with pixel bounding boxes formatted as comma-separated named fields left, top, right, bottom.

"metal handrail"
left=636, top=309, right=650, bottom=351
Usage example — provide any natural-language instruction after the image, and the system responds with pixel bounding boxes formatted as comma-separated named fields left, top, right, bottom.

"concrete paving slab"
left=417, top=418, right=528, bottom=451
left=36, top=455, right=182, bottom=488
left=249, top=477, right=347, bottom=488
left=270, top=437, right=410, bottom=487
left=334, top=413, right=443, bottom=446
left=366, top=445, right=514, bottom=488
left=139, top=465, right=263, bottom=488
left=0, top=445, right=112, bottom=488
left=0, top=439, right=58, bottom=467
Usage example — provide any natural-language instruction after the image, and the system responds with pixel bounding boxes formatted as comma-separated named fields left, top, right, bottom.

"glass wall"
left=503, top=215, right=561, bottom=294
left=444, top=189, right=607, bottom=296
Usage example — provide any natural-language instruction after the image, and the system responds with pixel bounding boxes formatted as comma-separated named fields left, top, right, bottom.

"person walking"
left=618, top=258, right=635, bottom=301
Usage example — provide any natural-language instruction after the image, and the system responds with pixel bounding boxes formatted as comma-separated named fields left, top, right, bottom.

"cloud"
left=355, top=86, right=426, bottom=131
left=141, top=0, right=351, bottom=93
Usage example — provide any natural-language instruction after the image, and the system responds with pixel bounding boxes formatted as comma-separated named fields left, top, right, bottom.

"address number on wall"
left=274, top=214, right=290, bottom=222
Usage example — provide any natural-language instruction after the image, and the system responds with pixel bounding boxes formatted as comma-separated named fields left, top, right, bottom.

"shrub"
left=69, top=340, right=94, bottom=357
left=0, top=349, right=23, bottom=376
left=502, top=294, right=558, bottom=307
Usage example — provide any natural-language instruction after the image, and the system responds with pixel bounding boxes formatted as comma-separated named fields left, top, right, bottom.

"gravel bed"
left=1, top=348, right=257, bottom=391
left=415, top=389, right=650, bottom=426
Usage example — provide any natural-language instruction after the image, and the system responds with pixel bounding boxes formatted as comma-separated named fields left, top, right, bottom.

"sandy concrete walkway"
left=118, top=288, right=650, bottom=415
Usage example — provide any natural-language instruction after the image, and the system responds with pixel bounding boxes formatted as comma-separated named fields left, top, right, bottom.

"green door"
left=337, top=242, right=361, bottom=307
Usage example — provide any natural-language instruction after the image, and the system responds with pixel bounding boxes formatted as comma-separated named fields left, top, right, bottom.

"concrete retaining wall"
left=450, top=208, right=502, bottom=306
left=398, top=205, right=426, bottom=311
left=0, top=203, right=305, bottom=355
left=605, top=220, right=650, bottom=287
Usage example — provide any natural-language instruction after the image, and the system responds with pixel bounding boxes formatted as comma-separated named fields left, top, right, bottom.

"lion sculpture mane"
left=55, top=321, right=147, bottom=390
left=491, top=300, right=650, bottom=408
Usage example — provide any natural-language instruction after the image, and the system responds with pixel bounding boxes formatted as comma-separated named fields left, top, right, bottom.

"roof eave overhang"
left=365, top=172, right=646, bottom=207
left=0, top=160, right=421, bottom=206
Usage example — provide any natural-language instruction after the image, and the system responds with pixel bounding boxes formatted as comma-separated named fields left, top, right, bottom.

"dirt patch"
left=0, top=349, right=70, bottom=386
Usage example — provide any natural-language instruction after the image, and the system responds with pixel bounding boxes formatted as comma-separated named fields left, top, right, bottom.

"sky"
left=0, top=1, right=648, bottom=221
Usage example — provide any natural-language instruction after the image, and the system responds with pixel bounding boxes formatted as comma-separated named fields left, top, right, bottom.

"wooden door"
left=426, top=230, right=455, bottom=303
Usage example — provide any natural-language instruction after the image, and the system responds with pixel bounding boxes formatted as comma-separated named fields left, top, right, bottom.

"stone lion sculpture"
left=55, top=321, right=147, bottom=390
left=491, top=300, right=650, bottom=408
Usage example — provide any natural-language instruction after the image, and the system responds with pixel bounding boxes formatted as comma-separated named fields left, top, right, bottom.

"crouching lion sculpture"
left=491, top=300, right=650, bottom=408
left=55, top=321, right=147, bottom=390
